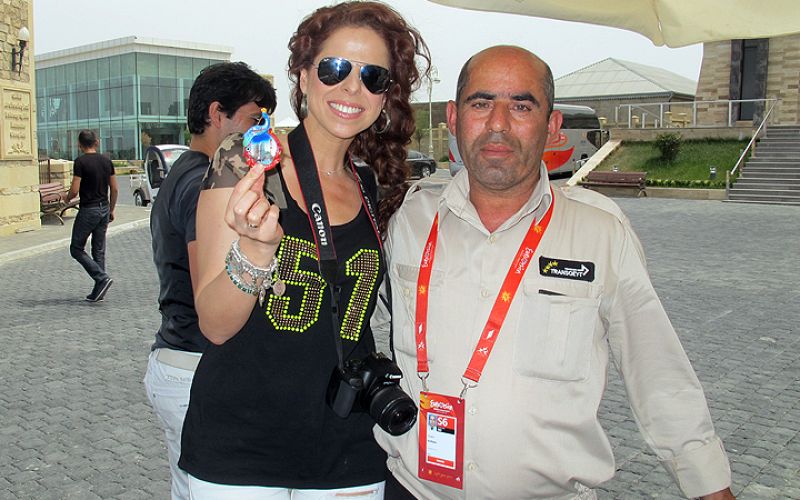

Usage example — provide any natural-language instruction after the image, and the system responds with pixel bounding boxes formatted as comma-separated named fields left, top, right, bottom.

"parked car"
left=352, top=149, right=437, bottom=178
left=406, top=150, right=436, bottom=178
left=130, top=144, right=189, bottom=206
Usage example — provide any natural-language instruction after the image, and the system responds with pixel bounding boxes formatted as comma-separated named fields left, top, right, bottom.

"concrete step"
left=763, top=133, right=800, bottom=139
left=728, top=193, right=800, bottom=204
left=760, top=131, right=800, bottom=136
left=724, top=198, right=800, bottom=206
left=753, top=151, right=800, bottom=157
left=741, top=168, right=800, bottom=179
left=746, top=157, right=800, bottom=163
left=741, top=177, right=800, bottom=185
left=742, top=169, right=800, bottom=178
left=751, top=152, right=800, bottom=159
left=735, top=182, right=800, bottom=191
left=749, top=159, right=800, bottom=166
left=753, top=141, right=800, bottom=147
left=756, top=137, right=800, bottom=146
left=767, top=126, right=800, bottom=130
left=764, top=137, right=800, bottom=142
left=758, top=137, right=800, bottom=141
left=754, top=144, right=800, bottom=150
left=728, top=187, right=800, bottom=199
left=755, top=141, right=800, bottom=151
left=736, top=168, right=800, bottom=177
left=735, top=177, right=800, bottom=185
left=744, top=161, right=800, bottom=169
left=750, top=159, right=800, bottom=165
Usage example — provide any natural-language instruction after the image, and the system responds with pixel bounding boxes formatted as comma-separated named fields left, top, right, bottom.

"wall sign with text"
left=2, top=88, right=33, bottom=159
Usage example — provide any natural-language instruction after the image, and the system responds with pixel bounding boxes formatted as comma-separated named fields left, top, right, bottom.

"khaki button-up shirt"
left=373, top=164, right=731, bottom=499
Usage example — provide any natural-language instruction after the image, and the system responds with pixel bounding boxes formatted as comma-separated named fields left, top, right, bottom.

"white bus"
left=449, top=103, right=606, bottom=177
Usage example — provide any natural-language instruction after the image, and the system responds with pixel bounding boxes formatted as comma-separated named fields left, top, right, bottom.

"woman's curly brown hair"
left=288, top=1, right=431, bottom=235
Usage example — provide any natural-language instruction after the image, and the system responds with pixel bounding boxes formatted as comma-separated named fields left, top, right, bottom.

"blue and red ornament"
left=243, top=108, right=282, bottom=170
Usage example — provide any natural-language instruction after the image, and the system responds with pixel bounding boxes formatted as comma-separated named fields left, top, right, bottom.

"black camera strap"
left=288, top=124, right=382, bottom=370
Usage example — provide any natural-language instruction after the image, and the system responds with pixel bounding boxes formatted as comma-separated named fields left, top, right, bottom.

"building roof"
left=274, top=116, right=300, bottom=128
left=35, top=36, right=232, bottom=68
left=554, top=58, right=697, bottom=100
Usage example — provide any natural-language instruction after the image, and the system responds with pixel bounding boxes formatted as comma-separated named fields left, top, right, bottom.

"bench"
left=39, top=183, right=79, bottom=224
left=581, top=171, right=647, bottom=197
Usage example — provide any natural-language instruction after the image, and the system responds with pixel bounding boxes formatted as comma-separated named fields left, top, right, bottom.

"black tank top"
left=179, top=165, right=386, bottom=488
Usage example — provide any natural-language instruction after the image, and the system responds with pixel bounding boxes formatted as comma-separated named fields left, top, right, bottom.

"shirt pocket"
left=392, top=263, right=444, bottom=359
left=513, top=279, right=601, bottom=382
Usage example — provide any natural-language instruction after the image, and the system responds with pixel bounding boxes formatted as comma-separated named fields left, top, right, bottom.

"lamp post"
left=10, top=27, right=30, bottom=75
left=427, top=66, right=440, bottom=157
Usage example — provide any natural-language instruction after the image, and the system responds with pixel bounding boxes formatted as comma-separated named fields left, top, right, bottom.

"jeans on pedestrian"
left=69, top=205, right=110, bottom=282
left=144, top=350, right=200, bottom=500
left=187, top=475, right=385, bottom=500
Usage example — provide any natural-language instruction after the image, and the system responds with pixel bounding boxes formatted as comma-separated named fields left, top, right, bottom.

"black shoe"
left=86, top=278, right=113, bottom=302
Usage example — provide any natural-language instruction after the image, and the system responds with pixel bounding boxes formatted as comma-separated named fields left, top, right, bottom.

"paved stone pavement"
left=0, top=197, right=798, bottom=499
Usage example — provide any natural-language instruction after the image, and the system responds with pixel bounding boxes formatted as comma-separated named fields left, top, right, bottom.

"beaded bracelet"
left=225, top=239, right=285, bottom=306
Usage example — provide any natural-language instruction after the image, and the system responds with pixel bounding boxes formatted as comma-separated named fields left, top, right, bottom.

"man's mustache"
left=475, top=132, right=519, bottom=151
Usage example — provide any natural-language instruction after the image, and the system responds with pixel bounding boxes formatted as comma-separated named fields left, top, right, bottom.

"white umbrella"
left=428, top=0, right=800, bottom=47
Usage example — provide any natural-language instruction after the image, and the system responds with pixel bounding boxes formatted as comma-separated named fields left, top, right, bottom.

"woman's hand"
left=224, top=164, right=283, bottom=264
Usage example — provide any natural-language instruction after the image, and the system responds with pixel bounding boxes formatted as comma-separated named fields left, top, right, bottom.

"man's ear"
left=546, top=109, right=563, bottom=143
left=208, top=101, right=224, bottom=129
left=446, top=100, right=458, bottom=136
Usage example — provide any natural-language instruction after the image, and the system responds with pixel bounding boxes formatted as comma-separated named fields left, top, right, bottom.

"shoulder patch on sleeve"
left=558, top=185, right=627, bottom=222
left=403, top=177, right=446, bottom=203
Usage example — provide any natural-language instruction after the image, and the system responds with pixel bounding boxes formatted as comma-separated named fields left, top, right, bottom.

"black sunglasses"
left=316, top=57, right=392, bottom=95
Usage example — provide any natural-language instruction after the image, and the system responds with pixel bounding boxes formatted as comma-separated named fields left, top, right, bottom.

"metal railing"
left=620, top=105, right=663, bottom=128
left=725, top=99, right=778, bottom=197
left=615, top=98, right=778, bottom=129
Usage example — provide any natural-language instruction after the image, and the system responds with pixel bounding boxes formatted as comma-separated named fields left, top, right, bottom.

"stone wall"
left=695, top=41, right=733, bottom=126
left=0, top=0, right=37, bottom=236
left=696, top=36, right=800, bottom=127
left=767, top=34, right=800, bottom=125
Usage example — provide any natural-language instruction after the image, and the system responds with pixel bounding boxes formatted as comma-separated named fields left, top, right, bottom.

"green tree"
left=414, top=108, right=430, bottom=151
left=654, top=133, right=683, bottom=162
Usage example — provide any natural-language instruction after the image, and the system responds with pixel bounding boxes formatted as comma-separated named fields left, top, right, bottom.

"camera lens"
left=368, top=386, right=417, bottom=436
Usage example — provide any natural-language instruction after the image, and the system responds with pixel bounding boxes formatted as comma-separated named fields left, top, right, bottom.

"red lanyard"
left=414, top=191, right=554, bottom=391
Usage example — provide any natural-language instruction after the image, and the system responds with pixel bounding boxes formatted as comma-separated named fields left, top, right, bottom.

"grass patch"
left=600, top=139, right=748, bottom=188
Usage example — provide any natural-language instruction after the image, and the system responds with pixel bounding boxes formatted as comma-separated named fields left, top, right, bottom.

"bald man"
left=372, top=46, right=734, bottom=500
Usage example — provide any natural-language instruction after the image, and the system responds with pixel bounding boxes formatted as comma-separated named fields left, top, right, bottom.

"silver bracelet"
left=225, top=239, right=285, bottom=305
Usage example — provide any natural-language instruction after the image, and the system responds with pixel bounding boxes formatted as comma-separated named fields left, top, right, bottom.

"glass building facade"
left=35, top=37, right=230, bottom=160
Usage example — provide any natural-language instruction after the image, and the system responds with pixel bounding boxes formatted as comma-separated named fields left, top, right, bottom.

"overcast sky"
left=32, top=0, right=702, bottom=122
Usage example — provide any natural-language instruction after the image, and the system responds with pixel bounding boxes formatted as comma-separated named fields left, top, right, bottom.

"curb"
left=0, top=218, right=150, bottom=267
left=645, top=187, right=727, bottom=200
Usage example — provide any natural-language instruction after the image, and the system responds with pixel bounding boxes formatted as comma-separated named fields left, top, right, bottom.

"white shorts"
left=187, top=475, right=385, bottom=500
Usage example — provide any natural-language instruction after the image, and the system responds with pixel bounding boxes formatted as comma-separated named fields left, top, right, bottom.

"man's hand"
left=109, top=210, right=115, bottom=223
left=700, top=487, right=735, bottom=499
left=67, top=176, right=81, bottom=203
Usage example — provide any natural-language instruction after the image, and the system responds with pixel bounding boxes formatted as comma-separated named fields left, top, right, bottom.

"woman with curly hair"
left=178, top=2, right=430, bottom=498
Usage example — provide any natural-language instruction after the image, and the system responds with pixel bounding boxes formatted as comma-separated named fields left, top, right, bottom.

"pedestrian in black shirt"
left=66, top=130, right=118, bottom=302
left=145, top=62, right=276, bottom=500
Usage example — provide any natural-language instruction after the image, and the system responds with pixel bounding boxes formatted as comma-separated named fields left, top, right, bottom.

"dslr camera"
left=326, top=352, right=417, bottom=436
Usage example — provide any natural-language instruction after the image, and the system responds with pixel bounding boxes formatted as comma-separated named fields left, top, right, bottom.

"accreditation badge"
left=418, top=392, right=465, bottom=489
